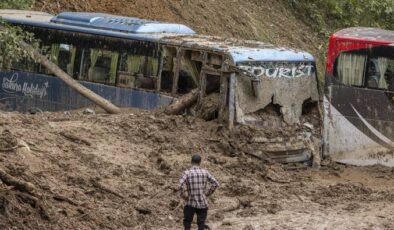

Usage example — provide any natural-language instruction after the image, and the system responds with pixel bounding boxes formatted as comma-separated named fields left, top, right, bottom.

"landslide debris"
left=0, top=110, right=393, bottom=229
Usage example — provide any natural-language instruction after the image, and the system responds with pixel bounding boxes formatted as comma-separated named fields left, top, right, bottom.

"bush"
left=0, top=0, right=35, bottom=10
left=0, top=0, right=36, bottom=69
left=288, top=0, right=394, bottom=35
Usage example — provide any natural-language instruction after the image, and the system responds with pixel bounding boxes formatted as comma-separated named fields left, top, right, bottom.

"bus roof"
left=333, top=27, right=394, bottom=44
left=0, top=10, right=315, bottom=63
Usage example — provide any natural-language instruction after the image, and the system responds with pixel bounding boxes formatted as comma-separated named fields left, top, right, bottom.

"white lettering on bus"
left=2, top=73, right=48, bottom=98
left=238, top=64, right=314, bottom=78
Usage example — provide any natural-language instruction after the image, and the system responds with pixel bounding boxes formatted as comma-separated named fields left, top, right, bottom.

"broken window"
left=117, top=53, right=158, bottom=90
left=11, top=56, right=39, bottom=73
left=10, top=45, right=49, bottom=73
left=177, top=54, right=199, bottom=94
left=78, top=49, right=119, bottom=85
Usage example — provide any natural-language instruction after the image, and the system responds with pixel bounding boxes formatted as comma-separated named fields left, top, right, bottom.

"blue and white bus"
left=0, top=10, right=320, bottom=163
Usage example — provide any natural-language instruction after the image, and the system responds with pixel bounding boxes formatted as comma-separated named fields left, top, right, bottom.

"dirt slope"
left=0, top=110, right=393, bottom=229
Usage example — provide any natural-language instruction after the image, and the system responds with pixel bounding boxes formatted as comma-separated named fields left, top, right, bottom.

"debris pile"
left=0, top=110, right=392, bottom=229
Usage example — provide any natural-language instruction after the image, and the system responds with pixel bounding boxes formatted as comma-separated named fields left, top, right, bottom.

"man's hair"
left=191, top=154, right=201, bottom=164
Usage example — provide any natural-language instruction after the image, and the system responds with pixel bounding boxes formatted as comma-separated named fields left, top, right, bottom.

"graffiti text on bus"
left=238, top=64, right=314, bottom=78
left=1, top=73, right=48, bottom=98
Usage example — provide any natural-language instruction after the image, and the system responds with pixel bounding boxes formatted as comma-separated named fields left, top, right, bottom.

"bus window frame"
left=332, top=43, right=394, bottom=92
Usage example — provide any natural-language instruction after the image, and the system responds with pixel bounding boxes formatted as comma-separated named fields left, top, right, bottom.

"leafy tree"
left=0, top=0, right=37, bottom=69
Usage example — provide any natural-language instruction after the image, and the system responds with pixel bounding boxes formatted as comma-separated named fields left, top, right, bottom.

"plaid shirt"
left=179, top=166, right=219, bottom=209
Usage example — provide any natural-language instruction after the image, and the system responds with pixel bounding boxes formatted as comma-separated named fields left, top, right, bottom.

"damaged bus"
left=0, top=10, right=321, bottom=163
left=324, top=27, right=394, bottom=166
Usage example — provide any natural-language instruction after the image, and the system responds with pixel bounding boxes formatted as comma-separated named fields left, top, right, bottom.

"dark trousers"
left=183, top=205, right=208, bottom=230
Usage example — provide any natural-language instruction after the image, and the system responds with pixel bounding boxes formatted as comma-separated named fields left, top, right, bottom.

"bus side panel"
left=0, top=71, right=174, bottom=112
left=324, top=84, right=394, bottom=166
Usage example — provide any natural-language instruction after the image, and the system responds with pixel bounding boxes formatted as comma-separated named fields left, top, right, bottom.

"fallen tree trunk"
left=17, top=40, right=121, bottom=114
left=164, top=89, right=199, bottom=115
left=0, top=25, right=121, bottom=114
left=164, top=84, right=220, bottom=115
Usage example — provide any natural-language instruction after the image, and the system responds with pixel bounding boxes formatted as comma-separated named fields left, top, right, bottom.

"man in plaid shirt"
left=179, top=154, right=219, bottom=230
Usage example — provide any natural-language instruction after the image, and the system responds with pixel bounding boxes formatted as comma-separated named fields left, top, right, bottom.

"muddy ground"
left=0, top=109, right=393, bottom=229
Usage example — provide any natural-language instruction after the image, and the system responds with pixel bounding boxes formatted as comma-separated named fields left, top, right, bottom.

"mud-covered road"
left=0, top=110, right=393, bottom=229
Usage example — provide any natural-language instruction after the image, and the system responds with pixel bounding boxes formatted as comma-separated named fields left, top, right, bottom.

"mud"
left=0, top=109, right=392, bottom=229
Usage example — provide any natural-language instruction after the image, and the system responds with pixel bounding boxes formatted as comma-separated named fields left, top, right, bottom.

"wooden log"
left=164, top=80, right=221, bottom=115
left=164, top=89, right=199, bottom=115
left=0, top=24, right=122, bottom=114
left=0, top=168, right=36, bottom=193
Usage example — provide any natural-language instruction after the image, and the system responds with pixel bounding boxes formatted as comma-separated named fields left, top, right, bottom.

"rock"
left=83, top=108, right=95, bottom=115
left=303, top=122, right=314, bottom=130
left=135, top=205, right=152, bottom=215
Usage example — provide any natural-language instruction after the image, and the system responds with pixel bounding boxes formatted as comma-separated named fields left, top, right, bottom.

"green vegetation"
left=289, top=0, right=394, bottom=36
left=0, top=0, right=37, bottom=69
left=0, top=0, right=34, bottom=10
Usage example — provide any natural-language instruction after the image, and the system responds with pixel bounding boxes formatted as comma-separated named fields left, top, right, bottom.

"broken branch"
left=0, top=168, right=36, bottom=193
left=91, top=179, right=124, bottom=199
left=53, top=194, right=79, bottom=206
left=60, top=131, right=92, bottom=146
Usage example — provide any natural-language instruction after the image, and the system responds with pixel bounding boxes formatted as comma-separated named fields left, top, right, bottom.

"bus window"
left=387, top=60, right=394, bottom=91
left=135, top=56, right=156, bottom=90
left=117, top=53, right=136, bottom=88
left=59, top=44, right=76, bottom=77
left=336, top=53, right=366, bottom=86
left=178, top=53, right=198, bottom=94
left=11, top=45, right=47, bottom=73
left=117, top=53, right=157, bottom=90
left=11, top=56, right=39, bottom=73
left=80, top=49, right=119, bottom=85
left=48, top=43, right=77, bottom=77
left=366, top=57, right=394, bottom=91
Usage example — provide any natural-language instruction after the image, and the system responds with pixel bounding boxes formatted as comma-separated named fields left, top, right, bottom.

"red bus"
left=324, top=27, right=394, bottom=166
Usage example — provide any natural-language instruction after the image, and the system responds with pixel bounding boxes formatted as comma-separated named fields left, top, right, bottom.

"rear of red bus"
left=324, top=27, right=394, bottom=166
